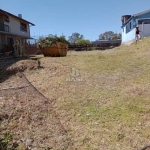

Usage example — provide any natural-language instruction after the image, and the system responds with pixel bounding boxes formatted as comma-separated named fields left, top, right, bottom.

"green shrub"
left=1, top=44, right=12, bottom=53
left=0, top=133, right=18, bottom=150
left=75, top=39, right=91, bottom=45
left=37, top=34, right=69, bottom=48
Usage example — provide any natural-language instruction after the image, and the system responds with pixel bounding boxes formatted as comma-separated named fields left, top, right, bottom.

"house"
left=121, top=9, right=150, bottom=43
left=0, top=9, right=35, bottom=54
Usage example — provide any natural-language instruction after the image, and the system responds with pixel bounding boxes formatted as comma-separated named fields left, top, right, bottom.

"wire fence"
left=0, top=55, right=73, bottom=149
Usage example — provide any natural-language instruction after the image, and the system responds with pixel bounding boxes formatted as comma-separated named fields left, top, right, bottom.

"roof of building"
left=0, top=9, right=35, bottom=26
left=133, top=9, right=150, bottom=17
left=122, top=9, right=150, bottom=26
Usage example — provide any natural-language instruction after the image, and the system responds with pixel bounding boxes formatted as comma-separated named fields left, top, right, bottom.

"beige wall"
left=4, top=15, right=30, bottom=38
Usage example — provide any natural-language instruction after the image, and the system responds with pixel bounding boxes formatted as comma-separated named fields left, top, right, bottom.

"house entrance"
left=7, top=37, right=14, bottom=55
left=138, top=19, right=150, bottom=38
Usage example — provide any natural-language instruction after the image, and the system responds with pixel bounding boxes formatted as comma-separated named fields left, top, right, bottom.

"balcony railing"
left=0, top=23, right=9, bottom=32
left=20, top=26, right=27, bottom=32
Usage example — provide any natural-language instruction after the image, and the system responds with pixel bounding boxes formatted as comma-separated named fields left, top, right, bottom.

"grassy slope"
left=1, top=38, right=150, bottom=149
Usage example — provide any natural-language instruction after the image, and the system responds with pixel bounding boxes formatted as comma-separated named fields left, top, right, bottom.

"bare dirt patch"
left=6, top=60, right=40, bottom=75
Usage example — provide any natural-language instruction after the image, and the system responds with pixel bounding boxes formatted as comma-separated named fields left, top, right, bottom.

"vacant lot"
left=0, top=38, right=150, bottom=150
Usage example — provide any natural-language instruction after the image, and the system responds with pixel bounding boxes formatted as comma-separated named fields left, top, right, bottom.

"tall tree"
left=68, top=32, right=84, bottom=44
left=99, top=31, right=121, bottom=40
left=99, top=34, right=105, bottom=40
left=99, top=31, right=115, bottom=40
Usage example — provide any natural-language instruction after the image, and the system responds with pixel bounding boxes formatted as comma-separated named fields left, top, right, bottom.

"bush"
left=0, top=133, right=18, bottom=150
left=1, top=44, right=12, bottom=53
left=37, top=35, right=69, bottom=48
left=75, top=39, right=91, bottom=45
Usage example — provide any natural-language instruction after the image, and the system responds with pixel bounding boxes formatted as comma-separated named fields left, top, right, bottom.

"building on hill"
left=121, top=9, right=150, bottom=44
left=0, top=9, right=35, bottom=55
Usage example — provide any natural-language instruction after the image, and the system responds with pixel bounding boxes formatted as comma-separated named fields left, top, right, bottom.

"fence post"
left=142, top=22, right=144, bottom=39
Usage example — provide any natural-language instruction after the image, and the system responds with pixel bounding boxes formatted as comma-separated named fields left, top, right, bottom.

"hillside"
left=0, top=38, right=150, bottom=150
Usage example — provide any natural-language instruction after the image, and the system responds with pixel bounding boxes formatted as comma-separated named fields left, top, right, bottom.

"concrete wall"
left=121, top=26, right=126, bottom=42
left=138, top=24, right=150, bottom=38
left=122, top=29, right=135, bottom=42
left=121, top=18, right=136, bottom=43
left=136, top=12, right=150, bottom=38
left=122, top=24, right=136, bottom=43
left=4, top=15, right=30, bottom=38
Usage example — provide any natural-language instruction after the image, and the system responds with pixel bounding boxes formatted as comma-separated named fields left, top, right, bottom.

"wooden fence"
left=0, top=40, right=121, bottom=56
left=25, top=43, right=42, bottom=55
left=68, top=43, right=121, bottom=51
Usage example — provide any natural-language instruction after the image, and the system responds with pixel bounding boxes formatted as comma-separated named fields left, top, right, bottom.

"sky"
left=1, top=0, right=150, bottom=41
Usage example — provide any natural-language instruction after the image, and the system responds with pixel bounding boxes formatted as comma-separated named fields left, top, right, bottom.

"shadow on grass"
left=0, top=54, right=43, bottom=84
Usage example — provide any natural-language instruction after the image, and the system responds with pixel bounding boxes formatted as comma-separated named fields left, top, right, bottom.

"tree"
left=99, top=31, right=115, bottom=40
left=118, top=33, right=122, bottom=39
left=99, top=31, right=121, bottom=40
left=68, top=32, right=84, bottom=44
left=59, top=35, right=70, bottom=44
left=111, top=34, right=118, bottom=40
left=76, top=39, right=91, bottom=45
left=99, top=34, right=104, bottom=40
left=112, top=33, right=122, bottom=40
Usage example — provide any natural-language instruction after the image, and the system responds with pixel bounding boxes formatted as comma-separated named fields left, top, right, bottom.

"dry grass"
left=0, top=75, right=72, bottom=150
left=0, top=37, right=150, bottom=149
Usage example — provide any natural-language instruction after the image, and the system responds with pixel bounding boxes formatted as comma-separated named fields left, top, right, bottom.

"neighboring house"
left=121, top=9, right=150, bottom=43
left=0, top=9, right=35, bottom=53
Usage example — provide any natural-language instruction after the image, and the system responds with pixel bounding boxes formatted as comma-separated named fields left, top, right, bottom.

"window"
left=4, top=25, right=9, bottom=32
left=126, top=22, right=132, bottom=33
left=0, top=35, right=1, bottom=44
left=6, top=37, right=14, bottom=45
left=138, top=19, right=150, bottom=25
left=4, top=15, right=9, bottom=22
left=0, top=35, right=2, bottom=50
left=126, top=24, right=129, bottom=33
left=130, top=22, right=132, bottom=29
left=20, top=22, right=27, bottom=32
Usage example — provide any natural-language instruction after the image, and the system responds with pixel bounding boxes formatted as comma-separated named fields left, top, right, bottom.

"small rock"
left=95, top=122, right=99, bottom=125
left=59, top=135, right=66, bottom=140
left=26, top=138, right=33, bottom=148
left=16, top=143, right=26, bottom=150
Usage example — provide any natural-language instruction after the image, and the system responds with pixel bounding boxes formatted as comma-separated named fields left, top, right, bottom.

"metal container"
left=40, top=42, right=68, bottom=57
